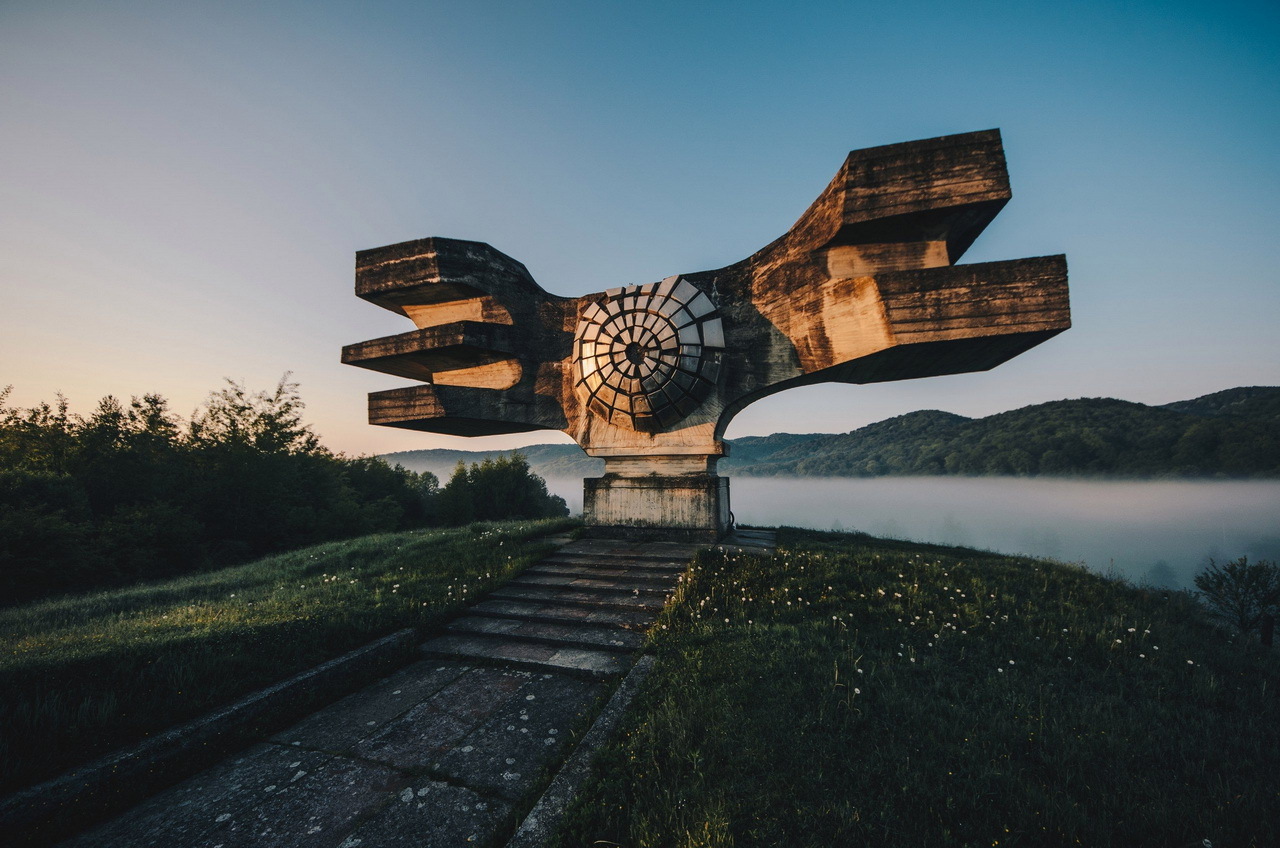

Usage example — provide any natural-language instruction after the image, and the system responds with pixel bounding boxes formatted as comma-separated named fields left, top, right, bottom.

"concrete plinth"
left=583, top=474, right=729, bottom=542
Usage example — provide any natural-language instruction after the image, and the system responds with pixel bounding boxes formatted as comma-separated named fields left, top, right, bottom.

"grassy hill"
left=382, top=386, right=1280, bottom=480
left=553, top=528, right=1280, bottom=847
left=0, top=519, right=574, bottom=797
left=4, top=522, right=1275, bottom=844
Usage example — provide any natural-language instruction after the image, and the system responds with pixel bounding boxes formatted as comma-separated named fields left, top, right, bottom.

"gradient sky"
left=2, top=0, right=1277, bottom=455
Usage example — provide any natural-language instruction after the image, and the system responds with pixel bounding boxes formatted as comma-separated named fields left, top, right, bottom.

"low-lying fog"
left=543, top=476, right=1280, bottom=590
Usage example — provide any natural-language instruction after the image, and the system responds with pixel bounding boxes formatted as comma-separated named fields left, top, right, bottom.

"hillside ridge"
left=381, top=386, right=1280, bottom=480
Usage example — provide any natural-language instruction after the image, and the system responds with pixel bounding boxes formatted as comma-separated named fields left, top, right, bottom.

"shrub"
left=438, top=453, right=569, bottom=525
left=1193, top=556, right=1280, bottom=634
left=0, top=378, right=443, bottom=604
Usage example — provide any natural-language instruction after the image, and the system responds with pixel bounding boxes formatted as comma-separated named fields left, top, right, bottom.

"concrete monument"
left=343, top=129, right=1071, bottom=540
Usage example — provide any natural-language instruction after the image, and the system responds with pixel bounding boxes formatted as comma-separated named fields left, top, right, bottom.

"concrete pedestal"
left=582, top=474, right=730, bottom=542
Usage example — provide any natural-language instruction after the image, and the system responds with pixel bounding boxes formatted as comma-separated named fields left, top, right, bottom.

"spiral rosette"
left=573, top=275, right=725, bottom=432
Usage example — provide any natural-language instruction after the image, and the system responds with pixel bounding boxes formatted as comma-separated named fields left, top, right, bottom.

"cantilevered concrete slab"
left=345, top=130, right=1070, bottom=539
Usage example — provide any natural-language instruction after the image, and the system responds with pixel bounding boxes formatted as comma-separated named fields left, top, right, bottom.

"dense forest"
left=384, top=386, right=1280, bottom=480
left=0, top=379, right=565, bottom=604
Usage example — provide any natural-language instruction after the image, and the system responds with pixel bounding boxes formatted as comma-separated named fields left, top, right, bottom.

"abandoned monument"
left=343, top=129, right=1071, bottom=540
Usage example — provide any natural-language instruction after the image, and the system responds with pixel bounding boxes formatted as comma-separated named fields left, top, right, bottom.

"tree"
left=437, top=453, right=568, bottom=524
left=0, top=378, right=446, bottom=603
left=188, top=374, right=321, bottom=455
left=1193, top=556, right=1280, bottom=635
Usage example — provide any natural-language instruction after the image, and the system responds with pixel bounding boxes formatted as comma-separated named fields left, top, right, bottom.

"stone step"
left=446, top=615, right=643, bottom=652
left=522, top=568, right=675, bottom=589
left=544, top=551, right=690, bottom=568
left=419, top=633, right=627, bottom=679
left=561, top=542, right=698, bottom=559
left=488, top=584, right=669, bottom=611
left=537, top=558, right=687, bottom=576
left=469, top=599, right=659, bottom=630
left=730, top=539, right=775, bottom=550
left=509, top=573, right=675, bottom=595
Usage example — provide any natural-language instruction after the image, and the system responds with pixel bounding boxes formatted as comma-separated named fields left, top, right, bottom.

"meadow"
left=0, top=517, right=574, bottom=796
left=554, top=528, right=1280, bottom=847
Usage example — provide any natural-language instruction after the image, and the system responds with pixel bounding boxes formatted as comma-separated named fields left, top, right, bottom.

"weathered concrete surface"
left=344, top=130, right=1070, bottom=538
left=505, top=655, right=658, bottom=848
left=447, top=615, right=645, bottom=650
left=524, top=568, right=675, bottom=589
left=60, top=538, right=713, bottom=848
left=485, top=584, right=669, bottom=611
left=62, top=661, right=598, bottom=848
left=469, top=598, right=658, bottom=629
left=1, top=629, right=417, bottom=847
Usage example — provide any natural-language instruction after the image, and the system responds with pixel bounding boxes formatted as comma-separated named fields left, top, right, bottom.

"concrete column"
left=582, top=454, right=730, bottom=541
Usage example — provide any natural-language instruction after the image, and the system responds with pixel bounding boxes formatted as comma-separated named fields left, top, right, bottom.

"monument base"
left=582, top=474, right=730, bottom=543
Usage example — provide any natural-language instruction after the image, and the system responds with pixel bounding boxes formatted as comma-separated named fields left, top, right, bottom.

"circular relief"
left=573, top=275, right=725, bottom=432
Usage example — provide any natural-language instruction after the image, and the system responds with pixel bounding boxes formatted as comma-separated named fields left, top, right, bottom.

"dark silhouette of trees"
left=0, top=378, right=438, bottom=603
left=437, top=454, right=569, bottom=525
left=1194, top=556, right=1280, bottom=636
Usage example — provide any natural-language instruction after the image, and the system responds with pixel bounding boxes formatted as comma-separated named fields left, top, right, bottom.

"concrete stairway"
left=420, top=540, right=698, bottom=679
left=59, top=533, right=781, bottom=847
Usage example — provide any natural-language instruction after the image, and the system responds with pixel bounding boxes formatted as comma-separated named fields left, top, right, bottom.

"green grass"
left=554, top=527, right=1280, bottom=848
left=0, top=517, right=577, bottom=796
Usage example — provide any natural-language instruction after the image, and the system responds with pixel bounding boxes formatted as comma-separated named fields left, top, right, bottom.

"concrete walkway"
left=62, top=537, right=727, bottom=848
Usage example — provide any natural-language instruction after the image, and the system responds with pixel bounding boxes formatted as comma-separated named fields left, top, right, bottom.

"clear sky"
left=2, top=0, right=1277, bottom=455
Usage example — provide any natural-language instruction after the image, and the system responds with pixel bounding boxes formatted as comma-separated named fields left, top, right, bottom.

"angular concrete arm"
left=344, top=129, right=1069, bottom=456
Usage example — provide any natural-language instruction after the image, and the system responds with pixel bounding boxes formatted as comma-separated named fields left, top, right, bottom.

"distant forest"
left=384, top=386, right=1280, bottom=480
left=0, top=379, right=565, bottom=604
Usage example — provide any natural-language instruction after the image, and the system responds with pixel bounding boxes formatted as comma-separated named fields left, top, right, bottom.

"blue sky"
left=1, top=0, right=1276, bottom=454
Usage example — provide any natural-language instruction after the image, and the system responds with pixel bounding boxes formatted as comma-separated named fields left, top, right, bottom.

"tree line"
left=0, top=378, right=566, bottom=604
left=734, top=393, right=1280, bottom=478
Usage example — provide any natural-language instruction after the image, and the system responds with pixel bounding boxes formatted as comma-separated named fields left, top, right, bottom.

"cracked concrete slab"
left=184, top=755, right=402, bottom=848
left=421, top=635, right=629, bottom=678
left=447, top=615, right=643, bottom=651
left=469, top=599, right=656, bottom=629
left=337, top=779, right=512, bottom=848
left=272, top=661, right=468, bottom=752
left=434, top=673, right=600, bottom=801
left=487, top=585, right=667, bottom=610
left=57, top=538, right=696, bottom=848
left=61, top=745, right=338, bottom=848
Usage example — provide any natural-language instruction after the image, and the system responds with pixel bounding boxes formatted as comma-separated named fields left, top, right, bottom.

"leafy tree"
left=1193, top=556, right=1280, bottom=635
left=438, top=453, right=568, bottom=525
left=0, top=378, right=448, bottom=604
left=188, top=375, right=320, bottom=454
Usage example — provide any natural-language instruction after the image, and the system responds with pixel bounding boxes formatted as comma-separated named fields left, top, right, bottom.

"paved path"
left=64, top=536, right=761, bottom=848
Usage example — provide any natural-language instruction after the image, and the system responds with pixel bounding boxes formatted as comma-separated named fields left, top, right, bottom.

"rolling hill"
left=381, top=386, right=1280, bottom=480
